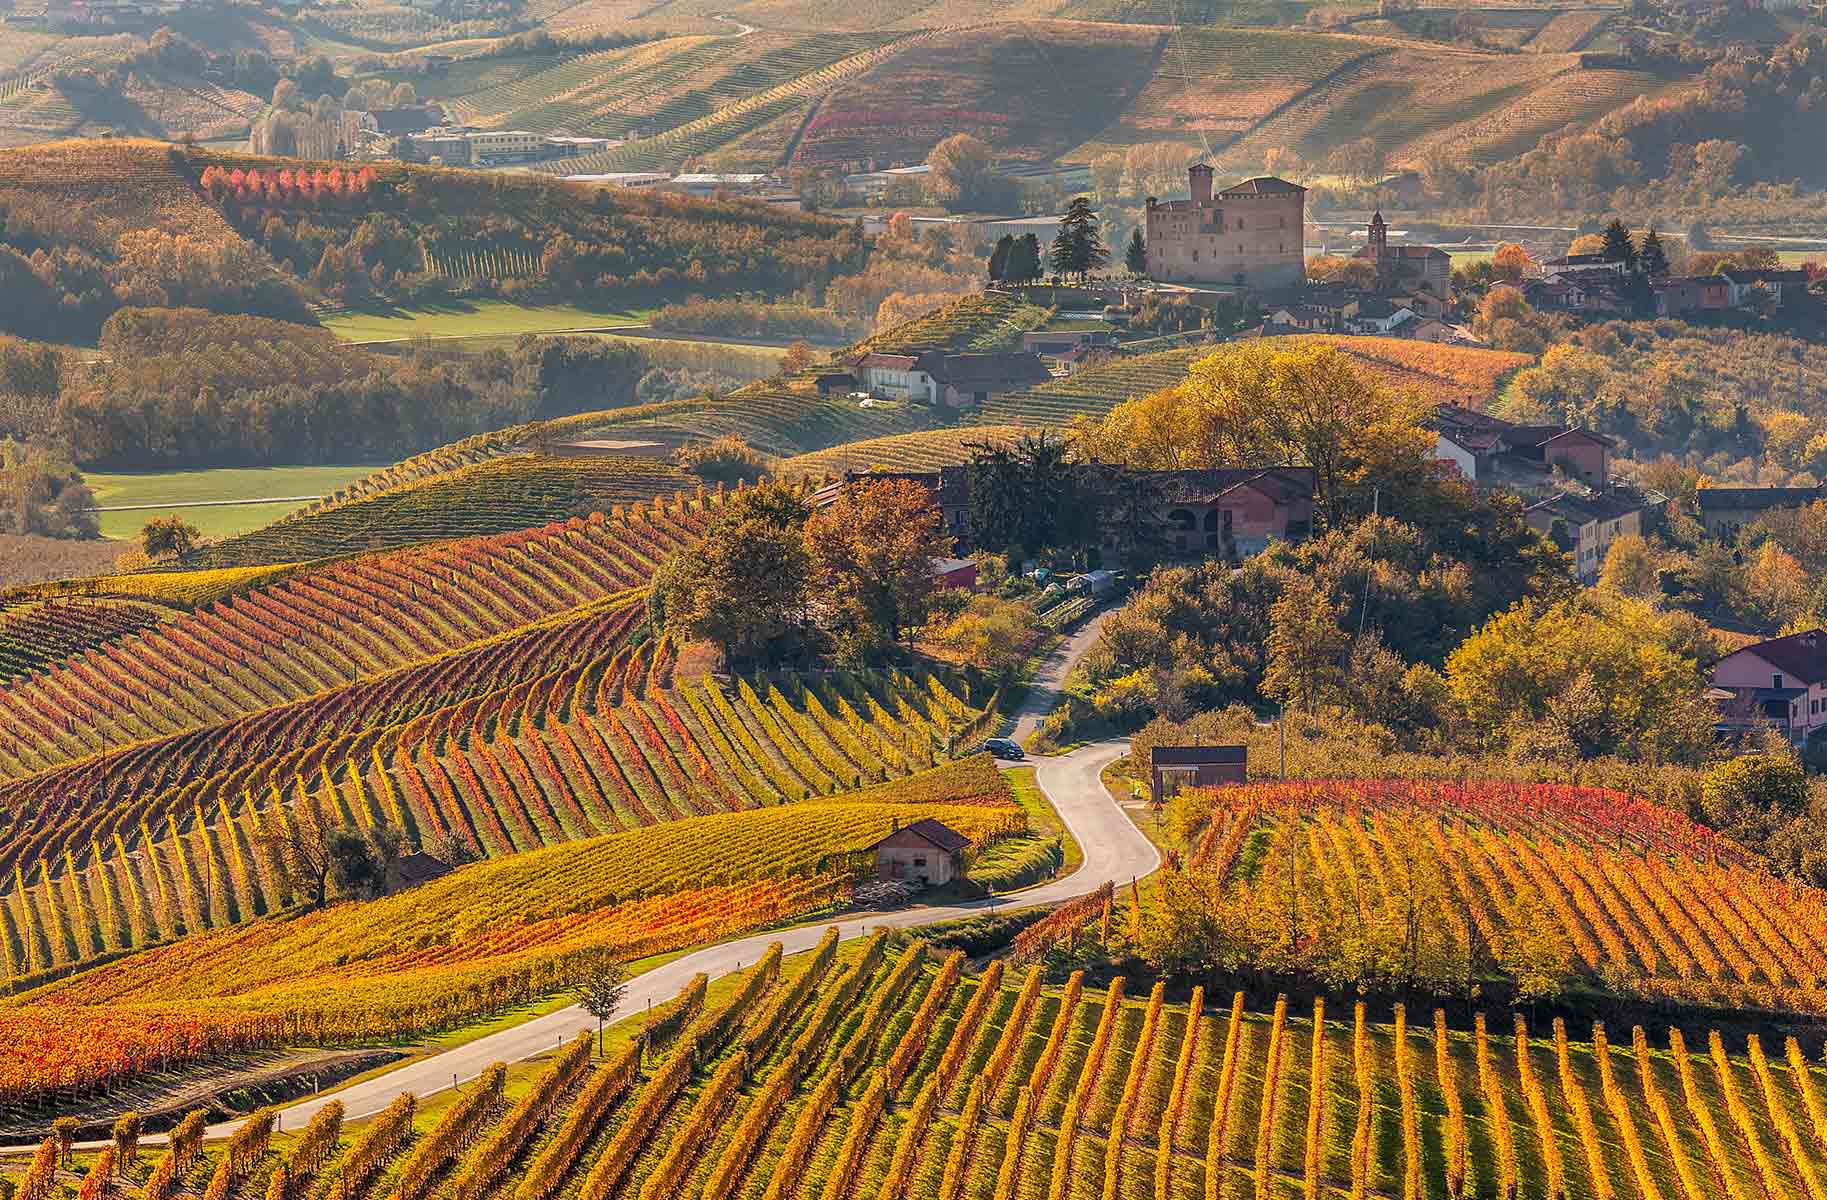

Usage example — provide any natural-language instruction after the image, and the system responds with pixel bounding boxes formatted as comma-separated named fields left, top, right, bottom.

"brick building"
left=1145, top=166, right=1306, bottom=290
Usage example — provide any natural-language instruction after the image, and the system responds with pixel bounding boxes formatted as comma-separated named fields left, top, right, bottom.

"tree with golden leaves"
left=1073, top=342, right=1434, bottom=527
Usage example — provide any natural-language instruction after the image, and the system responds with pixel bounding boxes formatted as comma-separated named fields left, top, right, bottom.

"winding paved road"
left=241, top=738, right=1153, bottom=1135
left=26, top=607, right=1141, bottom=1148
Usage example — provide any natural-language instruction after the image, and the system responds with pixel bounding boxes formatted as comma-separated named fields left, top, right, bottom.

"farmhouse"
left=1157, top=467, right=1316, bottom=559
left=1711, top=628, right=1827, bottom=746
left=1145, top=166, right=1306, bottom=291
left=1524, top=491, right=1645, bottom=583
left=1431, top=405, right=1613, bottom=487
left=867, top=818, right=971, bottom=887
left=852, top=350, right=1051, bottom=408
left=838, top=464, right=1315, bottom=561
left=1150, top=745, right=1247, bottom=805
left=1696, top=484, right=1827, bottom=537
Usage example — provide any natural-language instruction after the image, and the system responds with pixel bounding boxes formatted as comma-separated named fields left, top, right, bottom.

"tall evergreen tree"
left=1049, top=196, right=1109, bottom=281
left=1600, top=219, right=1636, bottom=268
left=987, top=234, right=1014, bottom=282
left=1638, top=226, right=1670, bottom=278
left=1125, top=228, right=1147, bottom=277
left=1008, top=234, right=1043, bottom=284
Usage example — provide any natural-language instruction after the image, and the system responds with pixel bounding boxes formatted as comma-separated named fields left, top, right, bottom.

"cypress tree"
left=987, top=234, right=1013, bottom=282
left=1126, top=227, right=1147, bottom=276
left=1639, top=226, right=1670, bottom=277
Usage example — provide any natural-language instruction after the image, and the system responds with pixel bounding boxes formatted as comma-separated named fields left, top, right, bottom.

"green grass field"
left=321, top=300, right=654, bottom=343
left=81, top=465, right=380, bottom=540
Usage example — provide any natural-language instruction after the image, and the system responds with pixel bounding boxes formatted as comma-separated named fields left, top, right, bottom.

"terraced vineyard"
left=452, top=31, right=896, bottom=140
left=0, top=787, right=1026, bottom=1099
left=776, top=427, right=1025, bottom=478
left=0, top=665, right=999, bottom=991
left=40, top=938, right=1827, bottom=1198
left=1184, top=778, right=1827, bottom=1016
left=1074, top=26, right=1379, bottom=155
left=552, top=386, right=938, bottom=457
left=527, top=31, right=938, bottom=175
left=1529, top=10, right=1617, bottom=53
left=1401, top=64, right=1683, bottom=167
left=0, top=600, right=167, bottom=683
left=186, top=454, right=699, bottom=569
left=0, top=139, right=239, bottom=253
left=0, top=496, right=723, bottom=785
left=854, top=293, right=1052, bottom=356
left=791, top=21, right=1164, bottom=166
left=983, top=337, right=1530, bottom=426
left=1212, top=48, right=1650, bottom=172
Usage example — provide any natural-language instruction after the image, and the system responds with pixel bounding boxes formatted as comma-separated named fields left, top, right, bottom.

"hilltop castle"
left=1144, top=165, right=1306, bottom=290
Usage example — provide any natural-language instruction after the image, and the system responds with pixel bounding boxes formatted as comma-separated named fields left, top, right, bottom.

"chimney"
left=1189, top=162, right=1213, bottom=205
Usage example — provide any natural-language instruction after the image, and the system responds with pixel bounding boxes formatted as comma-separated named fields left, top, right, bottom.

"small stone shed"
left=866, top=818, right=972, bottom=887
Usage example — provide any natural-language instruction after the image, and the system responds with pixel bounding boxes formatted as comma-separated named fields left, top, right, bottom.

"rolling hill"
left=983, top=335, right=1532, bottom=425
left=418, top=16, right=1683, bottom=179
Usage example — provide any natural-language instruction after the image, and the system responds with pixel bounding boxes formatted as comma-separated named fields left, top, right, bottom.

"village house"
left=931, top=557, right=979, bottom=591
left=1524, top=491, right=1645, bottom=583
left=1654, top=275, right=1733, bottom=318
left=1432, top=405, right=1614, bottom=487
left=1157, top=467, right=1316, bottom=558
left=867, top=818, right=971, bottom=887
left=1145, top=166, right=1307, bottom=290
left=1711, top=628, right=1827, bottom=747
left=830, top=464, right=1315, bottom=562
left=1149, top=745, right=1248, bottom=805
left=1345, top=297, right=1415, bottom=335
left=852, top=350, right=1051, bottom=408
left=1536, top=253, right=1629, bottom=276
left=1719, top=266, right=1813, bottom=308
left=1267, top=304, right=1339, bottom=333
left=1696, top=484, right=1827, bottom=537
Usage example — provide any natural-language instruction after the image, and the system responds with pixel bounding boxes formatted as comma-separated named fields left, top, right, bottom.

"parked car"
left=979, top=737, right=1025, bottom=761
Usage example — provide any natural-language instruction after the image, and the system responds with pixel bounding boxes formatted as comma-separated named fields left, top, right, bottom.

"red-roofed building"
left=1711, top=629, right=1827, bottom=745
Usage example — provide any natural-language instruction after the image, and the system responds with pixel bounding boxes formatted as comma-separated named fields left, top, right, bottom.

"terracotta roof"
left=871, top=817, right=973, bottom=853
left=1152, top=467, right=1317, bottom=504
left=914, top=351, right=1052, bottom=390
left=1720, top=629, right=1827, bottom=686
left=1220, top=176, right=1305, bottom=195
left=1542, top=427, right=1617, bottom=448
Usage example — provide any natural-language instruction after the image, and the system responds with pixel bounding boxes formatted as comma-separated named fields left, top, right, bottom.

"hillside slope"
left=984, top=336, right=1532, bottom=425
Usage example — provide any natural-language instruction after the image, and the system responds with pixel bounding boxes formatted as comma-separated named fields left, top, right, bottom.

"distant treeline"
left=2, top=309, right=681, bottom=469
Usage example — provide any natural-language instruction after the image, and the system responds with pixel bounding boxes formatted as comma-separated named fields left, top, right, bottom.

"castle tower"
left=1189, top=162, right=1213, bottom=205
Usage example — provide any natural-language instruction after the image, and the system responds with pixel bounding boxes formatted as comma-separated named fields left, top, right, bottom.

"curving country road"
left=228, top=738, right=1153, bottom=1135
left=22, top=604, right=1141, bottom=1149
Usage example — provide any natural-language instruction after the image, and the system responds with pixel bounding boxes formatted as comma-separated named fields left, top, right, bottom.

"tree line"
left=12, top=309, right=664, bottom=470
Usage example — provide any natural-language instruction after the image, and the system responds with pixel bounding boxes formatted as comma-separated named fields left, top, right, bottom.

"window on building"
left=913, top=856, right=926, bottom=867
left=1775, top=673, right=1786, bottom=689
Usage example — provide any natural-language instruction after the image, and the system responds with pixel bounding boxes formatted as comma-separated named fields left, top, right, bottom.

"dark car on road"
left=980, top=737, right=1025, bottom=761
